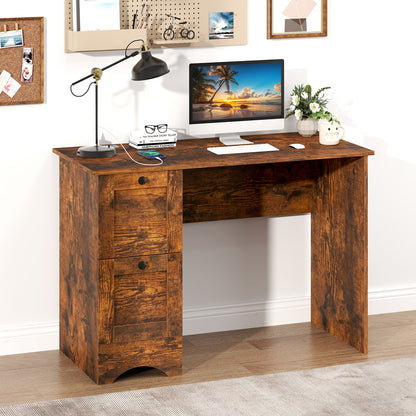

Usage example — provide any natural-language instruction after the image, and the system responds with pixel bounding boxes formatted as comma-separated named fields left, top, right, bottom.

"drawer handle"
left=138, top=261, right=147, bottom=270
left=138, top=176, right=147, bottom=185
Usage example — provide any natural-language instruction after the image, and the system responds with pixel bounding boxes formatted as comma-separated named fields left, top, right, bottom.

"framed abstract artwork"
left=267, top=0, right=327, bottom=39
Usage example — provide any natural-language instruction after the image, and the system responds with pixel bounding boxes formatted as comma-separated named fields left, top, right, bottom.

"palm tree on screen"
left=208, top=65, right=239, bottom=104
left=191, top=67, right=215, bottom=103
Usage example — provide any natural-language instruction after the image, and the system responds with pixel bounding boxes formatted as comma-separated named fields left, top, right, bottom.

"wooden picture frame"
left=267, top=0, right=327, bottom=39
left=0, top=17, right=44, bottom=105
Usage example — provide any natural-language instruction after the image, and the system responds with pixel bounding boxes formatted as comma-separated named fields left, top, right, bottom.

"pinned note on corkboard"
left=0, top=17, right=44, bottom=106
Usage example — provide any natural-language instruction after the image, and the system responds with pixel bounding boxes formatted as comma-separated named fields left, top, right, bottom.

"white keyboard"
left=207, top=143, right=279, bottom=155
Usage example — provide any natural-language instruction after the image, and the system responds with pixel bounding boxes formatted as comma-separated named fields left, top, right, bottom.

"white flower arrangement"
left=286, top=84, right=339, bottom=123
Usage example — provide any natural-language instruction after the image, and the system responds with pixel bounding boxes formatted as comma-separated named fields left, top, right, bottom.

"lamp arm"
left=70, top=39, right=147, bottom=89
left=71, top=50, right=140, bottom=87
left=100, top=50, right=140, bottom=74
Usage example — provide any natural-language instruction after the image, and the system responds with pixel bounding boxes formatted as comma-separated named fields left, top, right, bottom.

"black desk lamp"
left=70, top=39, right=169, bottom=158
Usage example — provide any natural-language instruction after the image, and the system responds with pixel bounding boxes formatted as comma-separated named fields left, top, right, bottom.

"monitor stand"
left=219, top=134, right=253, bottom=146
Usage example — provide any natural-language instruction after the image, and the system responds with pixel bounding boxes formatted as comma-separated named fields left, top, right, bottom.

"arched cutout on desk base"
left=96, top=361, right=182, bottom=385
left=107, top=365, right=179, bottom=384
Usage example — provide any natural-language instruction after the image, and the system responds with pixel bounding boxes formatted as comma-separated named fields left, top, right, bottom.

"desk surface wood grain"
left=53, top=133, right=374, bottom=175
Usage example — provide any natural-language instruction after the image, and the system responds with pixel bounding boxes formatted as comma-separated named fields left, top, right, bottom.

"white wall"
left=1, top=0, right=415, bottom=355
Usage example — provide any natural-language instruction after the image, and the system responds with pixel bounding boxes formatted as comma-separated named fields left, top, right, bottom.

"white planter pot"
left=296, top=118, right=318, bottom=137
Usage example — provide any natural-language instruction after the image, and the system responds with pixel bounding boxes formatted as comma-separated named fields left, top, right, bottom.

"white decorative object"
left=78, top=0, right=120, bottom=31
left=319, top=121, right=345, bottom=145
left=296, top=118, right=317, bottom=137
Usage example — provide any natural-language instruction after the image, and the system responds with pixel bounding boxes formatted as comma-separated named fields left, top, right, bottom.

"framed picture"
left=267, top=0, right=327, bottom=39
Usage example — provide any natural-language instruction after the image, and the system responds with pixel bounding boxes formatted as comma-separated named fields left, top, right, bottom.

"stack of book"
left=129, top=128, right=177, bottom=150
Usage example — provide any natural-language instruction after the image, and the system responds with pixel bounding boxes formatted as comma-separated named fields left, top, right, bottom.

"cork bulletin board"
left=0, top=17, right=44, bottom=106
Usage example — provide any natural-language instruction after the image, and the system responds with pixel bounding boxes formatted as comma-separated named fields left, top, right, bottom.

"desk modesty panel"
left=53, top=133, right=374, bottom=384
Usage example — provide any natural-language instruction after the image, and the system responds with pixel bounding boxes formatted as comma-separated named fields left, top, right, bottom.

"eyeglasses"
left=145, top=124, right=168, bottom=134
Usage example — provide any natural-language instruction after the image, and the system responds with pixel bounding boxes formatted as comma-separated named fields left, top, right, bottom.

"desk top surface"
left=53, top=132, right=374, bottom=176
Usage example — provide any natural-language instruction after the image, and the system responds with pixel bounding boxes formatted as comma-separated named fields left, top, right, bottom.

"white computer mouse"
left=290, top=143, right=305, bottom=150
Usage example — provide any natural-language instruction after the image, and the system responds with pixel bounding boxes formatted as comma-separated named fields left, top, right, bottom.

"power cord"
left=99, top=126, right=164, bottom=166
left=70, top=82, right=95, bottom=98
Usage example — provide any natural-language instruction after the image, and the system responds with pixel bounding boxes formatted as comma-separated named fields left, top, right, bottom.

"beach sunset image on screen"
left=190, top=60, right=283, bottom=124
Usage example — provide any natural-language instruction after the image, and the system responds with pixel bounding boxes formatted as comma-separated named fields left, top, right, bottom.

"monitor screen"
left=189, top=59, right=284, bottom=127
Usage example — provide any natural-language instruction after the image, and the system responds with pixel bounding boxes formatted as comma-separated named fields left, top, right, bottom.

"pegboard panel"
left=65, top=0, right=200, bottom=37
left=121, top=0, right=200, bottom=42
left=65, top=0, right=147, bottom=52
left=66, top=0, right=74, bottom=30
left=64, top=0, right=246, bottom=52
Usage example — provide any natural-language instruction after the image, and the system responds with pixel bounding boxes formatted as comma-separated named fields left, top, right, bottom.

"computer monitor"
left=189, top=59, right=284, bottom=144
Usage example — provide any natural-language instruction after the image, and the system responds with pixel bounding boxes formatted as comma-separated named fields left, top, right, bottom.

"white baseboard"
left=1, top=287, right=415, bottom=355
left=368, top=286, right=416, bottom=315
left=183, top=296, right=311, bottom=335
left=184, top=286, right=416, bottom=335
left=0, top=322, right=59, bottom=356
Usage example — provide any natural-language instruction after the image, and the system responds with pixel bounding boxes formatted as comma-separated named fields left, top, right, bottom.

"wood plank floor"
left=0, top=311, right=415, bottom=406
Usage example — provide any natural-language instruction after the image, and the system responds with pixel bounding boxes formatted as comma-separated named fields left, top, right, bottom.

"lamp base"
left=77, top=145, right=116, bottom=158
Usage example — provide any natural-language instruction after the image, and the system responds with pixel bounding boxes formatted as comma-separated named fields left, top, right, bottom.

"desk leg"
left=311, top=157, right=368, bottom=353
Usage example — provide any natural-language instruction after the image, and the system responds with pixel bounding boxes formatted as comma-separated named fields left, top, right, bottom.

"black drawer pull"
left=138, top=176, right=147, bottom=185
left=138, top=261, right=147, bottom=270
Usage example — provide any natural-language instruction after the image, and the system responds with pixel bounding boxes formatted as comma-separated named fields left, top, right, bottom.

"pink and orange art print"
left=267, top=0, right=327, bottom=39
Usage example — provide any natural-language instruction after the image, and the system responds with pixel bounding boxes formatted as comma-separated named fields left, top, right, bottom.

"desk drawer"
left=98, top=170, right=182, bottom=260
left=99, top=254, right=182, bottom=344
left=114, top=187, right=168, bottom=257
left=114, top=255, right=168, bottom=328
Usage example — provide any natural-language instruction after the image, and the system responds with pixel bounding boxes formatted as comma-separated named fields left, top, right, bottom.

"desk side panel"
left=167, top=170, right=183, bottom=253
left=183, top=163, right=315, bottom=223
left=59, top=159, right=100, bottom=380
left=311, top=157, right=368, bottom=353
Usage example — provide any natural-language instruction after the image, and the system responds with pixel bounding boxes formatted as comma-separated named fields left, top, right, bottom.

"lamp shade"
left=132, top=50, right=170, bottom=81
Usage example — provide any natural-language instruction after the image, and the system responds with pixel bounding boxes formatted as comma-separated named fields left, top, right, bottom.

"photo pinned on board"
left=21, top=47, right=33, bottom=83
left=0, top=29, right=23, bottom=48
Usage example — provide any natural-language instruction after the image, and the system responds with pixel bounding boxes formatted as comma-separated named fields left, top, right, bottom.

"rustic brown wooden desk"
left=53, top=133, right=374, bottom=384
